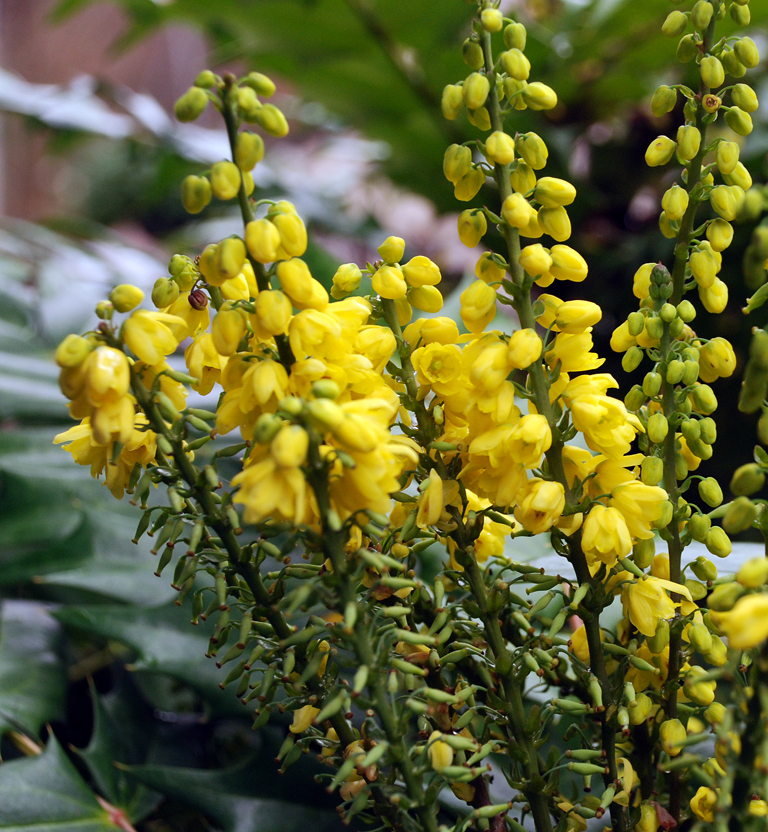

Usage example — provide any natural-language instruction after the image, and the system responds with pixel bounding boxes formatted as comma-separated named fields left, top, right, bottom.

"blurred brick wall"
left=0, top=0, right=207, bottom=219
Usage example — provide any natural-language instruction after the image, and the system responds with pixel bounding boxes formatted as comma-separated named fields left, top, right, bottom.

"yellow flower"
left=411, top=343, right=465, bottom=397
left=609, top=481, right=668, bottom=540
left=290, top=705, right=320, bottom=734
left=554, top=301, right=601, bottom=334
left=623, top=577, right=687, bottom=637
left=569, top=623, right=603, bottom=664
left=698, top=337, right=736, bottom=382
left=427, top=731, right=454, bottom=772
left=507, top=414, right=552, bottom=468
left=233, top=450, right=314, bottom=525
left=162, top=291, right=210, bottom=340
left=121, top=310, right=183, bottom=366
left=404, top=317, right=460, bottom=346
left=545, top=330, right=604, bottom=373
left=84, top=346, right=131, bottom=407
left=355, top=326, right=397, bottom=374
left=549, top=245, right=588, bottom=282
left=277, top=257, right=316, bottom=306
left=270, top=425, right=309, bottom=468
left=710, top=593, right=768, bottom=649
left=569, top=394, right=640, bottom=458
left=469, top=340, right=511, bottom=391
left=690, top=787, right=717, bottom=822
left=254, top=290, right=293, bottom=337
left=514, top=478, right=565, bottom=534
left=184, top=331, right=226, bottom=395
left=289, top=309, right=346, bottom=361
left=581, top=505, right=632, bottom=571
left=417, top=471, right=444, bottom=529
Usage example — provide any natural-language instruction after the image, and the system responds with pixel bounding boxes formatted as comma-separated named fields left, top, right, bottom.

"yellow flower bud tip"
left=377, top=236, right=406, bottom=265
left=463, top=72, right=491, bottom=110
left=254, top=103, right=289, bottom=137
left=244, top=71, right=276, bottom=98
left=441, top=84, right=464, bottom=120
left=210, top=161, right=242, bottom=201
left=235, top=131, right=265, bottom=171
left=372, top=264, right=407, bottom=300
left=181, top=175, right=212, bottom=214
left=480, top=8, right=503, bottom=33
left=108, top=284, right=144, bottom=314
left=458, top=209, right=488, bottom=248
left=402, top=256, right=441, bottom=288
left=519, top=243, right=552, bottom=278
left=534, top=177, right=576, bottom=208
left=484, top=131, right=516, bottom=166
left=522, top=82, right=558, bottom=111
left=55, top=334, right=92, bottom=368
left=645, top=136, right=676, bottom=167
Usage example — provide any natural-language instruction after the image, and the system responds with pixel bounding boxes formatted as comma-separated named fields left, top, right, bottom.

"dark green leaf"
left=0, top=736, right=118, bottom=831
left=0, top=601, right=66, bottom=740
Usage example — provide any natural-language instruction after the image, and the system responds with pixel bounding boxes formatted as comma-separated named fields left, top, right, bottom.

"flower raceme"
left=49, top=9, right=768, bottom=832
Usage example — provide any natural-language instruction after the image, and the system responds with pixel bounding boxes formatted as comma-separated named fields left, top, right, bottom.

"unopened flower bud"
left=662, top=10, right=688, bottom=36
left=676, top=125, right=701, bottom=161
left=732, top=83, right=759, bottom=113
left=254, top=104, right=289, bottom=137
left=95, top=300, right=113, bottom=320
left=181, top=175, right=212, bottom=214
left=235, top=131, right=265, bottom=171
left=737, top=557, right=768, bottom=588
left=304, top=398, right=343, bottom=431
left=194, top=69, right=216, bottom=88
left=210, top=161, right=242, bottom=201
left=245, top=218, right=281, bottom=264
left=174, top=86, right=208, bottom=122
left=244, top=71, right=276, bottom=97
left=645, top=136, right=676, bottom=167
left=699, top=476, right=723, bottom=507
left=55, top=334, right=92, bottom=368
left=480, top=8, right=503, bottom=32
left=109, top=284, right=144, bottom=313
left=677, top=34, right=698, bottom=63
left=378, top=236, right=405, bottom=264
left=212, top=308, right=246, bottom=356
left=725, top=106, right=753, bottom=136
left=660, top=719, right=686, bottom=757
left=331, top=263, right=362, bottom=298
left=651, top=85, right=677, bottom=117
left=723, top=496, right=759, bottom=534
left=216, top=237, right=247, bottom=282
left=441, top=84, right=464, bottom=120
left=463, top=72, right=490, bottom=110
left=484, top=131, right=515, bottom=165
left=522, top=82, right=558, bottom=111
left=462, top=38, right=484, bottom=70
left=516, top=132, right=548, bottom=169
left=704, top=702, right=726, bottom=726
left=731, top=463, right=765, bottom=497
left=734, top=36, right=760, bottom=69
left=700, top=55, right=725, bottom=89
left=457, top=209, right=487, bottom=248
left=501, top=48, right=530, bottom=81
left=706, top=526, right=732, bottom=558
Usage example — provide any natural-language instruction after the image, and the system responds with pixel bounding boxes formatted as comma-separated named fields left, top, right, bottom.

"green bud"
left=622, top=346, right=644, bottom=373
left=725, top=106, right=753, bottom=137
left=699, top=417, right=716, bottom=444
left=732, top=83, right=759, bottom=114
left=181, top=175, right=212, bottom=214
left=735, top=36, right=760, bottom=69
left=462, top=38, right=485, bottom=70
left=244, top=72, right=276, bottom=97
left=646, top=316, right=665, bottom=340
left=722, top=46, right=747, bottom=78
left=731, top=463, right=765, bottom=497
left=633, top=537, right=655, bottom=569
left=677, top=34, right=698, bottom=63
left=730, top=3, right=751, bottom=26
left=625, top=385, right=646, bottom=411
left=706, top=526, right=732, bottom=557
left=700, top=55, right=725, bottom=89
left=647, top=412, right=669, bottom=444
left=666, top=359, right=685, bottom=384
left=503, top=22, right=527, bottom=50
left=662, top=10, right=688, bottom=36
left=253, top=413, right=283, bottom=444
left=651, top=85, right=678, bottom=117
left=235, top=132, right=265, bottom=172
left=641, top=456, right=664, bottom=486
left=692, top=384, right=717, bottom=414
left=194, top=70, right=217, bottom=88
left=691, top=0, right=713, bottom=30
left=688, top=514, right=712, bottom=543
left=254, top=104, right=289, bottom=138
left=709, top=581, right=744, bottom=610
left=677, top=300, right=696, bottom=322
left=653, top=501, right=674, bottom=529
left=151, top=277, right=180, bottom=308
left=660, top=303, right=677, bottom=323
left=699, top=477, right=723, bottom=507
left=647, top=618, right=670, bottom=653
left=643, top=371, right=662, bottom=398
left=174, top=86, right=208, bottom=122
left=723, top=496, right=759, bottom=534
left=682, top=360, right=700, bottom=386
left=628, top=311, right=645, bottom=337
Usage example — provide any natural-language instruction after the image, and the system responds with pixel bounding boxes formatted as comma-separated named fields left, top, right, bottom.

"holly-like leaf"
left=0, top=601, right=66, bottom=740
left=122, top=755, right=343, bottom=832
left=0, top=736, right=123, bottom=831
left=74, top=686, right=161, bottom=824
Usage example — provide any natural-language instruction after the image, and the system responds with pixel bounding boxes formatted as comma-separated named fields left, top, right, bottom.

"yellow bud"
left=628, top=693, right=653, bottom=725
left=662, top=10, right=687, bottom=36
left=462, top=39, right=484, bottom=70
left=443, top=144, right=473, bottom=183
left=706, top=218, right=733, bottom=252
left=710, top=185, right=742, bottom=221
left=210, top=161, right=242, bottom=201
left=549, top=245, right=587, bottom=282
left=376, top=236, right=404, bottom=265
left=484, top=131, right=515, bottom=165
left=507, top=328, right=542, bottom=369
left=651, top=85, right=678, bottom=117
left=331, top=263, right=362, bottom=298
left=475, top=252, right=506, bottom=284
left=691, top=0, right=713, bottom=30
left=289, top=704, right=319, bottom=734
left=174, top=86, right=208, bottom=122
left=244, top=71, right=276, bottom=97
left=460, top=280, right=497, bottom=333
left=538, top=206, right=571, bottom=242
left=731, top=86, right=758, bottom=118
left=463, top=72, right=490, bottom=110
left=502, top=193, right=536, bottom=229
left=408, top=284, right=443, bottom=313
left=522, top=82, right=558, bottom=111
left=245, top=218, right=281, bottom=264
left=737, top=556, right=768, bottom=588
left=277, top=257, right=314, bottom=305
left=503, top=77, right=528, bottom=110
left=700, top=55, right=725, bottom=89
left=254, top=103, right=289, bottom=137
left=503, top=22, right=527, bottom=50
left=519, top=244, right=552, bottom=278
left=676, top=125, right=701, bottom=161
left=454, top=167, right=486, bottom=202
left=516, top=132, right=548, bottom=170
left=660, top=718, right=686, bottom=757
left=480, top=7, right=503, bottom=32
left=234, top=131, right=265, bottom=171
left=554, top=300, right=601, bottom=334
left=402, top=255, right=441, bottom=288
left=501, top=48, right=530, bottom=81
left=372, top=265, right=407, bottom=300
left=55, top=334, right=92, bottom=368
left=255, top=290, right=292, bottom=336
left=723, top=161, right=752, bottom=191
left=211, top=308, right=246, bottom=355
left=645, top=136, right=676, bottom=167
left=441, top=84, right=464, bottom=120
left=216, top=237, right=247, bottom=282
left=181, top=175, right=212, bottom=214
left=661, top=185, right=689, bottom=221
left=457, top=209, right=487, bottom=247
left=270, top=206, right=307, bottom=258
left=534, top=177, right=576, bottom=208
left=109, top=284, right=144, bottom=314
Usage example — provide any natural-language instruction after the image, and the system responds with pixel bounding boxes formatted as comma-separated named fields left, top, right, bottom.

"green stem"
left=480, top=28, right=626, bottom=832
